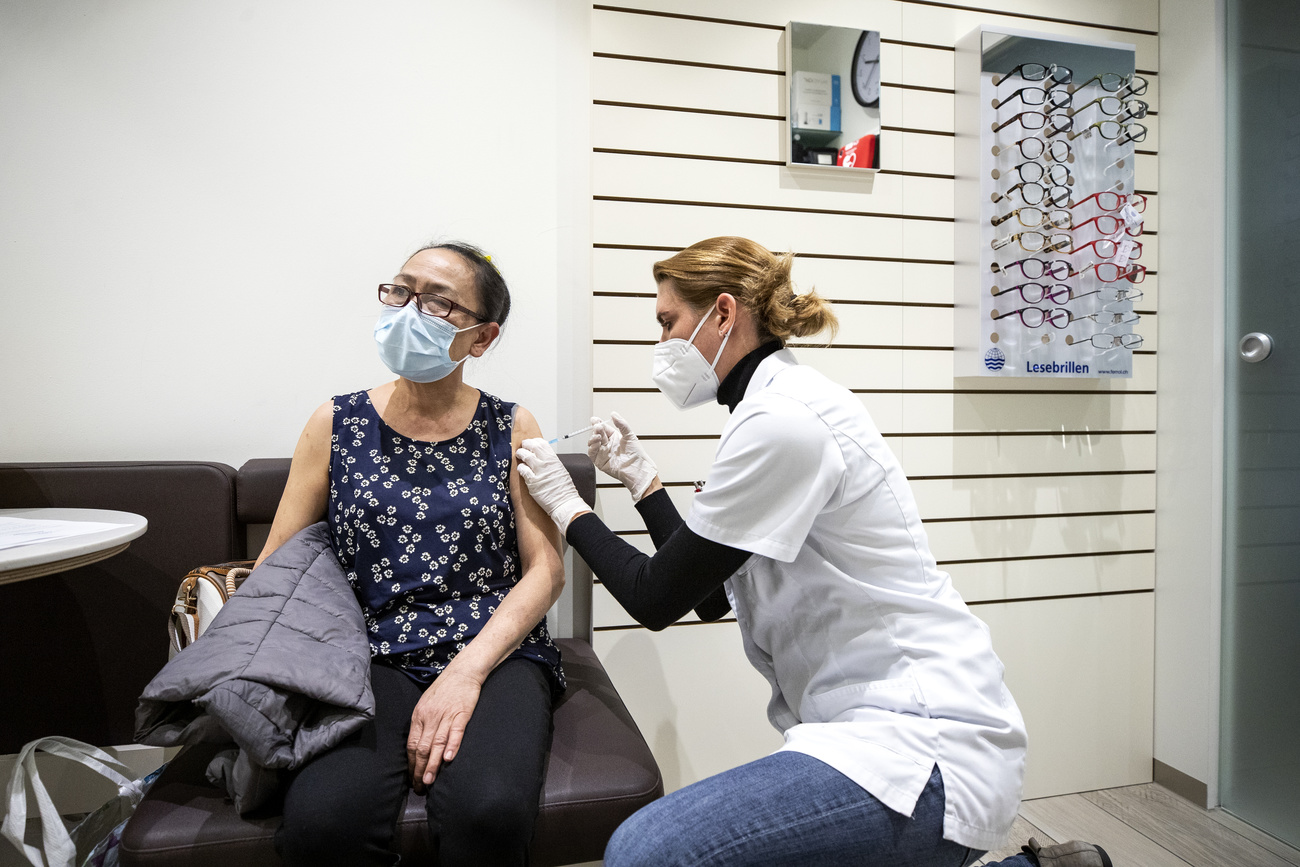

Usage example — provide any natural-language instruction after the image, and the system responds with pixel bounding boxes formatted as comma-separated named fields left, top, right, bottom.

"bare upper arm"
left=509, top=406, right=565, bottom=591
left=255, top=399, right=333, bottom=567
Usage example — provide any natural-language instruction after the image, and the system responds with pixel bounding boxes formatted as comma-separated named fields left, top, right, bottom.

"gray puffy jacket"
left=135, top=522, right=374, bottom=813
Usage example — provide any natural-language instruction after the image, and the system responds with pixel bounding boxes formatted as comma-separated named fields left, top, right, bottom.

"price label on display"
left=1120, top=202, right=1144, bottom=231
left=1114, top=238, right=1135, bottom=268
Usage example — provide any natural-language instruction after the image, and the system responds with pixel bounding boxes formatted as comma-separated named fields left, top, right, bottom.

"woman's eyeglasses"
left=378, top=284, right=488, bottom=322
left=992, top=135, right=1073, bottom=163
left=991, top=206, right=1071, bottom=229
left=992, top=181, right=1072, bottom=207
left=1066, top=332, right=1145, bottom=350
left=992, top=229, right=1072, bottom=253
left=992, top=160, right=1072, bottom=186
left=1070, top=191, right=1148, bottom=213
left=991, top=111, right=1073, bottom=135
left=992, top=257, right=1072, bottom=281
left=993, top=87, right=1072, bottom=111
left=991, top=305, right=1071, bottom=328
left=990, top=281, right=1074, bottom=305
left=994, top=63, right=1073, bottom=87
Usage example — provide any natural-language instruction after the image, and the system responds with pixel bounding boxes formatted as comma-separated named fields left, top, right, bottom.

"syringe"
left=547, top=423, right=598, bottom=445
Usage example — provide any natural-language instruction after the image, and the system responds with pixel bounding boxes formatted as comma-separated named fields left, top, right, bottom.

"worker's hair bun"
left=652, top=237, right=838, bottom=344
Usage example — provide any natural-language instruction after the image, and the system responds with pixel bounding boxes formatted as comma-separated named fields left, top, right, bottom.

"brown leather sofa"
left=0, top=457, right=661, bottom=866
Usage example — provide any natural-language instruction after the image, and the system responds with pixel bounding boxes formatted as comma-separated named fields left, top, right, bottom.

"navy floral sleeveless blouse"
left=327, top=390, right=564, bottom=694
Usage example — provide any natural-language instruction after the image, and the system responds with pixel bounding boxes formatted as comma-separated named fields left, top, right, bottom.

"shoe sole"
left=1096, top=844, right=1113, bottom=867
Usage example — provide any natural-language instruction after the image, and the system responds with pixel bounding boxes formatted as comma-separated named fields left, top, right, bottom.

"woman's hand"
left=588, top=411, right=660, bottom=501
left=516, top=439, right=591, bottom=533
left=407, top=669, right=482, bottom=794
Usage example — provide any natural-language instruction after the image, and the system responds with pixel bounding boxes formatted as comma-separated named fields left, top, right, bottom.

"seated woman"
left=256, top=242, right=566, bottom=867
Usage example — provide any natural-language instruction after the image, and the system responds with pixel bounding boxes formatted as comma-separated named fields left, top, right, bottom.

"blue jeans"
left=604, top=752, right=1034, bottom=867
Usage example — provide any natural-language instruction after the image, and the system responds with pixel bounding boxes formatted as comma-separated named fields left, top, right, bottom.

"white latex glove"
left=516, top=438, right=591, bottom=534
left=587, top=411, right=658, bottom=502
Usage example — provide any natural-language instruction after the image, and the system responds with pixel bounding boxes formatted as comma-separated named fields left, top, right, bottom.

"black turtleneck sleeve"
left=565, top=489, right=747, bottom=630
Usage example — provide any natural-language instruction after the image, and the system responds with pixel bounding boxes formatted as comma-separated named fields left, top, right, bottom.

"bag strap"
left=1, top=737, right=135, bottom=867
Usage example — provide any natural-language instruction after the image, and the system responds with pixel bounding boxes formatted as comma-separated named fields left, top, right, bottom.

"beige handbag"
left=168, top=561, right=254, bottom=657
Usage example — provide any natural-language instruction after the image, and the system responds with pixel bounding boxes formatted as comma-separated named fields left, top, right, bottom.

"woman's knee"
left=275, top=800, right=398, bottom=867
left=436, top=777, right=538, bottom=848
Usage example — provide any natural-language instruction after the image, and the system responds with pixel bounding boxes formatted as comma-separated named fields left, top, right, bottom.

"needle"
left=548, top=423, right=598, bottom=445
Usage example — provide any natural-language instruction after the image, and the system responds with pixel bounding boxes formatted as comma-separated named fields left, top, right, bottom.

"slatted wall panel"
left=587, top=0, right=1159, bottom=799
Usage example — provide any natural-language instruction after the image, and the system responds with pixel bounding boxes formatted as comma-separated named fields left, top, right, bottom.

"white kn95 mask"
left=651, top=302, right=732, bottom=410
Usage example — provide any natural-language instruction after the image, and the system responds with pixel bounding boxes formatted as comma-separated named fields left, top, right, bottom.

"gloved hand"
left=588, top=411, right=659, bottom=502
left=516, top=438, right=591, bottom=534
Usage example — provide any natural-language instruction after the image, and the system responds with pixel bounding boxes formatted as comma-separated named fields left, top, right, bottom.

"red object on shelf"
left=837, top=133, right=877, bottom=168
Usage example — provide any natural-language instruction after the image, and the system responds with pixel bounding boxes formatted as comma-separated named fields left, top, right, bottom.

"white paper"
left=0, top=517, right=132, bottom=552
left=1120, top=202, right=1144, bottom=230
left=1114, top=238, right=1135, bottom=268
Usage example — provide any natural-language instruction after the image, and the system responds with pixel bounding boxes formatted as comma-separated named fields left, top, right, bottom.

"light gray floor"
left=978, top=783, right=1300, bottom=866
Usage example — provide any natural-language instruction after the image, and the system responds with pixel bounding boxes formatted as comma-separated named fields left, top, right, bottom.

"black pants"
left=275, top=658, right=553, bottom=867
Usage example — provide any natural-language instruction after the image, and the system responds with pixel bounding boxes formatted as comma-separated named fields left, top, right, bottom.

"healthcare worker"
left=516, top=236, right=1112, bottom=867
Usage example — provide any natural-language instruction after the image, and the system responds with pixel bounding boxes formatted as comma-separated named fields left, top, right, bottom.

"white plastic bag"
left=1, top=737, right=162, bottom=867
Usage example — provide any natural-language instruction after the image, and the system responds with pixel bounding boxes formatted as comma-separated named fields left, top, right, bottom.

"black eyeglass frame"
left=377, top=284, right=490, bottom=323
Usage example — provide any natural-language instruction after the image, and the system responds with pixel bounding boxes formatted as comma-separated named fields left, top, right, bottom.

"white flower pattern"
left=327, top=391, right=564, bottom=692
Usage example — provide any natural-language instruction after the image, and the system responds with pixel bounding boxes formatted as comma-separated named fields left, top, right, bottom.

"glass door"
left=1222, top=0, right=1300, bottom=847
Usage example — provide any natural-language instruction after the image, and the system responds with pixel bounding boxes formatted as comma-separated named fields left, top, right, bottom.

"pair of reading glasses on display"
left=992, top=111, right=1072, bottom=135
left=1071, top=214, right=1143, bottom=237
left=991, top=230, right=1072, bottom=253
left=1069, top=95, right=1149, bottom=120
left=1068, top=238, right=1143, bottom=261
left=991, top=181, right=1071, bottom=207
left=1068, top=119, right=1148, bottom=144
left=991, top=281, right=1073, bottom=304
left=993, top=257, right=1071, bottom=281
left=1070, top=261, right=1147, bottom=283
left=992, top=305, right=1142, bottom=330
left=991, top=206, right=1071, bottom=230
left=992, top=135, right=1073, bottom=163
left=993, top=86, right=1072, bottom=111
left=993, top=62, right=1072, bottom=88
left=1071, top=72, right=1148, bottom=96
left=1066, top=332, right=1144, bottom=350
left=1071, top=191, right=1147, bottom=213
left=991, top=160, right=1071, bottom=186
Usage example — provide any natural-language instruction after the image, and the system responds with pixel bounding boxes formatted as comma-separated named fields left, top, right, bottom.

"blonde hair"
left=652, top=237, right=838, bottom=343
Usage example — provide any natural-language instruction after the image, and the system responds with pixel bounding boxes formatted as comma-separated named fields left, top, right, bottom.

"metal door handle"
left=1239, top=332, right=1274, bottom=363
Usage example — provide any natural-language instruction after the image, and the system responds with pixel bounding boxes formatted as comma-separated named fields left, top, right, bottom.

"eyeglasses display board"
left=955, top=27, right=1143, bottom=379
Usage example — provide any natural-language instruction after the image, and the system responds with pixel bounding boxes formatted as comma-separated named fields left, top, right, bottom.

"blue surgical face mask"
left=373, top=304, right=482, bottom=383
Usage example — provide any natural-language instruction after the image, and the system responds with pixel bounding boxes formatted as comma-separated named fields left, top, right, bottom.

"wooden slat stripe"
left=629, top=430, right=1156, bottom=440
left=925, top=508, right=1154, bottom=524
left=896, top=0, right=1159, bottom=36
left=592, top=51, right=779, bottom=76
left=592, top=147, right=958, bottom=179
left=598, top=469, right=1158, bottom=488
left=593, top=52, right=960, bottom=96
left=940, top=548, right=1155, bottom=565
left=593, top=2, right=1160, bottom=40
left=592, top=4, right=784, bottom=31
left=594, top=387, right=1158, bottom=395
left=593, top=194, right=956, bottom=222
left=593, top=243, right=958, bottom=266
left=591, top=586, right=1154, bottom=631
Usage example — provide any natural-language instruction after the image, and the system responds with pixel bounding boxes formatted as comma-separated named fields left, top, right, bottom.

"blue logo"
left=984, top=347, right=1006, bottom=371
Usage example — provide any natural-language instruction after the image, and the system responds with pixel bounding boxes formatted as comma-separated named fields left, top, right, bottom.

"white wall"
left=0, top=0, right=586, bottom=468
left=1154, top=0, right=1226, bottom=804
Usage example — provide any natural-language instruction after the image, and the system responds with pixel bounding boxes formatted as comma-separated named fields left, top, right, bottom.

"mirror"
left=786, top=22, right=882, bottom=170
